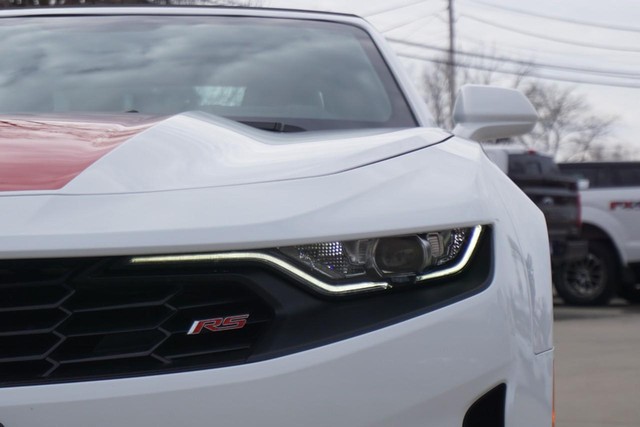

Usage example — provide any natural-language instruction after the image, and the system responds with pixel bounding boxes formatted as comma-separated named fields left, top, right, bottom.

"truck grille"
left=0, top=257, right=273, bottom=387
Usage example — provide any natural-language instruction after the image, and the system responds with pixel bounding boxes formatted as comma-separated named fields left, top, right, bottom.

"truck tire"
left=554, top=240, right=616, bottom=306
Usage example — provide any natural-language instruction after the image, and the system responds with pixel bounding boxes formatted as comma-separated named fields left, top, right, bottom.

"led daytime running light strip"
left=129, top=225, right=484, bottom=295
left=416, top=225, right=484, bottom=281
left=129, top=251, right=390, bottom=296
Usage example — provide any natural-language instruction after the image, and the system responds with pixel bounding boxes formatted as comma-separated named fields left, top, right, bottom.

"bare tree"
left=515, top=83, right=618, bottom=161
left=421, top=61, right=452, bottom=129
left=584, top=141, right=635, bottom=161
left=420, top=53, right=620, bottom=161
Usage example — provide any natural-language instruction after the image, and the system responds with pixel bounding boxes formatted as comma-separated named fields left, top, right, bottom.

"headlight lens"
left=277, top=226, right=481, bottom=283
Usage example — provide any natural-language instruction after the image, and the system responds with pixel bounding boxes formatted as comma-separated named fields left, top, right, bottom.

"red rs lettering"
left=187, top=314, right=250, bottom=335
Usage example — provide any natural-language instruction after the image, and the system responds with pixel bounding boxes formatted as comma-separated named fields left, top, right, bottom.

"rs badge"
left=188, top=314, right=250, bottom=335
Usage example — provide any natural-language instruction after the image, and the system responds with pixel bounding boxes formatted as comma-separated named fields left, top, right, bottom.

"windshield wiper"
left=238, top=120, right=306, bottom=133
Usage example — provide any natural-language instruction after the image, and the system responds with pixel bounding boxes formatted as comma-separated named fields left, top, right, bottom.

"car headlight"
left=278, top=225, right=482, bottom=283
left=129, top=225, right=484, bottom=296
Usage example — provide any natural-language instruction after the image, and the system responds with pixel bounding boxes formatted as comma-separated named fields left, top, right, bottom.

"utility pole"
left=447, top=0, right=456, bottom=119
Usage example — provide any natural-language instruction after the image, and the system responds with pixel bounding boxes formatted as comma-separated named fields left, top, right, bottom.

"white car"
left=0, top=7, right=553, bottom=427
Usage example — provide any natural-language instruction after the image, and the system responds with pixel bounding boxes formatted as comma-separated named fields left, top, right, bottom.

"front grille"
left=0, top=258, right=273, bottom=387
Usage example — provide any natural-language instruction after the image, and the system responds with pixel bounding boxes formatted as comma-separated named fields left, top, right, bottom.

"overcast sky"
left=266, top=0, right=640, bottom=158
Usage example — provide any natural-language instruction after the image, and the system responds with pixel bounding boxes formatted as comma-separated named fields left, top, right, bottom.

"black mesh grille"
left=0, top=258, right=274, bottom=387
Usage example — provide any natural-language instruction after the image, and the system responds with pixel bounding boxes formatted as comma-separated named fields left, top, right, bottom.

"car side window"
left=561, top=167, right=602, bottom=188
left=594, top=168, right=614, bottom=188
left=508, top=155, right=545, bottom=176
left=578, top=169, right=599, bottom=188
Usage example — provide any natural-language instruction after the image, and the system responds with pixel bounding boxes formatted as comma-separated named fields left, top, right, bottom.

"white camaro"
left=0, top=7, right=553, bottom=427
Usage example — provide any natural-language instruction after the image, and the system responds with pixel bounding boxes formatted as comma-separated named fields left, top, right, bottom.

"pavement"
left=554, top=300, right=640, bottom=427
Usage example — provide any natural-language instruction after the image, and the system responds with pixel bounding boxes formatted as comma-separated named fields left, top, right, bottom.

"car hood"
left=0, top=112, right=451, bottom=195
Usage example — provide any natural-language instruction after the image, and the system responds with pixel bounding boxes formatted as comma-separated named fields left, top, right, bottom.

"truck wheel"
left=554, top=241, right=616, bottom=306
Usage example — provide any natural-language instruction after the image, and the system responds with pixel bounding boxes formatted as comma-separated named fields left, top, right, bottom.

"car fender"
left=481, top=151, right=553, bottom=355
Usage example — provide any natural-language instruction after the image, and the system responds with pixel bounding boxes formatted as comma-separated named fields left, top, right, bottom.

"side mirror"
left=452, top=85, right=538, bottom=141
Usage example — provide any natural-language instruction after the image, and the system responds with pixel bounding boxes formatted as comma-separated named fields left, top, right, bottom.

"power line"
left=453, top=33, right=635, bottom=65
left=404, top=53, right=640, bottom=88
left=386, top=14, right=449, bottom=40
left=396, top=51, right=640, bottom=89
left=460, top=13, right=640, bottom=53
left=363, top=0, right=430, bottom=18
left=389, top=39, right=640, bottom=79
left=452, top=34, right=640, bottom=81
left=380, top=11, right=443, bottom=33
left=463, top=0, right=640, bottom=33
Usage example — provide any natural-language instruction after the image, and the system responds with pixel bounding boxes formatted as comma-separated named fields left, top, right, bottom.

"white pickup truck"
left=558, top=162, right=640, bottom=305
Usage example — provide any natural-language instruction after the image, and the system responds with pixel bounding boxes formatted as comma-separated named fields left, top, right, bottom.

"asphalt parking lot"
left=554, top=299, right=640, bottom=427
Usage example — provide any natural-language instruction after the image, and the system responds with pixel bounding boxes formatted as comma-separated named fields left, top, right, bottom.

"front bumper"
left=0, top=285, right=553, bottom=427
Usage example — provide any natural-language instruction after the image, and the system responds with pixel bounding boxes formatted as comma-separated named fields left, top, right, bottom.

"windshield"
left=0, top=15, right=417, bottom=131
left=508, top=154, right=560, bottom=176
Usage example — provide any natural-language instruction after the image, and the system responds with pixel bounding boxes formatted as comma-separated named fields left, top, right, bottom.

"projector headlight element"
left=277, top=226, right=481, bottom=283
